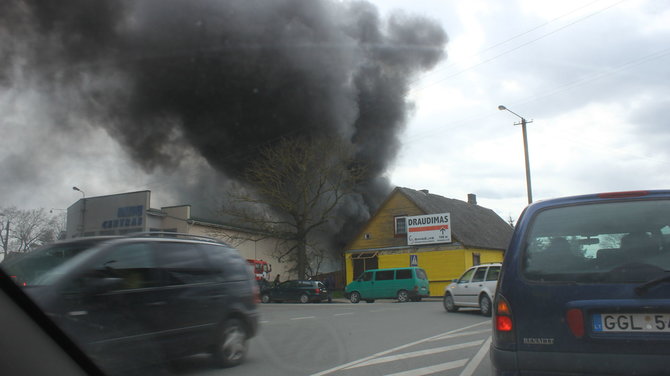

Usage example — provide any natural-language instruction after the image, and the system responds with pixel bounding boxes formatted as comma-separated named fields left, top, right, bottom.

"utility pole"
left=498, top=105, right=534, bottom=204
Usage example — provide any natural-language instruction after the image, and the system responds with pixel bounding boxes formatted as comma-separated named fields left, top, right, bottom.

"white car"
left=443, top=263, right=501, bottom=316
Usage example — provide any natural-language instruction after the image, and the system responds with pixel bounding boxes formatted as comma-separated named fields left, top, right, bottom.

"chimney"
left=467, top=193, right=477, bottom=205
left=420, top=189, right=429, bottom=195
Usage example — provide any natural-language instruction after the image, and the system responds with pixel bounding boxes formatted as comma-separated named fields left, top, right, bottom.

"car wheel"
left=479, top=295, right=492, bottom=317
left=261, top=294, right=270, bottom=304
left=364, top=299, right=375, bottom=303
left=350, top=291, right=361, bottom=304
left=397, top=290, right=409, bottom=303
left=299, top=294, right=309, bottom=304
left=444, top=293, right=459, bottom=312
left=213, top=318, right=248, bottom=368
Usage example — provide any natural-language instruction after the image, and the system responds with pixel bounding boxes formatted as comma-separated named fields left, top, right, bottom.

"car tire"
left=350, top=291, right=361, bottom=304
left=261, top=294, right=271, bottom=304
left=479, top=294, right=492, bottom=317
left=299, top=294, right=309, bottom=304
left=444, top=293, right=459, bottom=312
left=213, top=318, right=248, bottom=368
left=397, top=290, right=409, bottom=303
left=364, top=299, right=375, bottom=303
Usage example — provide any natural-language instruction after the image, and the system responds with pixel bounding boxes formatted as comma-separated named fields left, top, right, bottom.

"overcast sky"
left=2, top=0, right=669, bottom=223
left=375, top=0, right=670, bottom=220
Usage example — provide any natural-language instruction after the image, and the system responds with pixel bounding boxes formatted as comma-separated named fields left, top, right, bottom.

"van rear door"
left=500, top=197, right=670, bottom=374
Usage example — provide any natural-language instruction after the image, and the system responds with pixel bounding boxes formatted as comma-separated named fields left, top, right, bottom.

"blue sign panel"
left=410, top=254, right=418, bottom=267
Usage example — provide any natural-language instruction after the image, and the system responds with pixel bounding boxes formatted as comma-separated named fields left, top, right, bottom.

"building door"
left=352, top=253, right=378, bottom=280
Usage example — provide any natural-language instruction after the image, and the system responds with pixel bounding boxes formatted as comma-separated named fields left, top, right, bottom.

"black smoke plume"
left=2, top=0, right=447, bottom=254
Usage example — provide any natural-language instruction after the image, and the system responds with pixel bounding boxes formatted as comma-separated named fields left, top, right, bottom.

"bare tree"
left=223, top=137, right=364, bottom=279
left=507, top=214, right=516, bottom=228
left=0, top=207, right=62, bottom=258
left=0, top=207, right=18, bottom=258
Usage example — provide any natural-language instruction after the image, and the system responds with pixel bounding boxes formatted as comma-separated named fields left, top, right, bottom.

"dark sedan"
left=261, top=280, right=331, bottom=303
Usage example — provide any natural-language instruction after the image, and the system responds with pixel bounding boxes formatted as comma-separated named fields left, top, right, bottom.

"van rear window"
left=522, top=199, right=670, bottom=283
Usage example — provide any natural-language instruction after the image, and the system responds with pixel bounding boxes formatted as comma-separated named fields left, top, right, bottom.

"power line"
left=411, top=0, right=606, bottom=86
left=402, top=45, right=670, bottom=146
left=412, top=0, right=628, bottom=92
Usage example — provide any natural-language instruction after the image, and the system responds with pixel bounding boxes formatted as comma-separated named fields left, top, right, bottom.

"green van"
left=344, top=267, right=430, bottom=303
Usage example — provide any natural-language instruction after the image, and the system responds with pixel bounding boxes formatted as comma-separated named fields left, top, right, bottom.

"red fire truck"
left=246, top=259, right=271, bottom=281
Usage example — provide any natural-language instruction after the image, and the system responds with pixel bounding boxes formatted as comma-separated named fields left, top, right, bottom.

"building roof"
left=397, top=187, right=513, bottom=251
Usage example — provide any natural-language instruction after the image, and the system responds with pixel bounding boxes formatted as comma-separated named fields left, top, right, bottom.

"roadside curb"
left=329, top=297, right=443, bottom=304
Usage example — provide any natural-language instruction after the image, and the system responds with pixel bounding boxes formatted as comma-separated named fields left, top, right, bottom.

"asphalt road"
left=173, top=299, right=494, bottom=376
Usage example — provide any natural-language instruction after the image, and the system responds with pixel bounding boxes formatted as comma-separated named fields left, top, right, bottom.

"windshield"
left=1, top=1, right=668, bottom=375
left=523, top=199, right=670, bottom=283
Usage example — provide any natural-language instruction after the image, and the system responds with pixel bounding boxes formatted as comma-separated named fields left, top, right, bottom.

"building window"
left=394, top=216, right=407, bottom=236
left=472, top=253, right=481, bottom=266
left=118, top=228, right=143, bottom=235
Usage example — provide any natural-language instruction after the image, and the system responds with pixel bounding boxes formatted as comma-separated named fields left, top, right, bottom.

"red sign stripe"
left=408, top=225, right=449, bottom=232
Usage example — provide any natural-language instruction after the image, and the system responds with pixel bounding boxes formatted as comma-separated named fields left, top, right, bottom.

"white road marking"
left=346, top=339, right=484, bottom=369
left=458, top=336, right=492, bottom=376
left=384, top=358, right=469, bottom=376
left=429, top=328, right=491, bottom=341
left=291, top=316, right=315, bottom=320
left=260, top=320, right=270, bottom=324
left=310, top=320, right=490, bottom=376
left=334, top=312, right=355, bottom=316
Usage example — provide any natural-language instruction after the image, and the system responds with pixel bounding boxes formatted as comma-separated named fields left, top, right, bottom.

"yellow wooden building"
left=344, top=187, right=513, bottom=297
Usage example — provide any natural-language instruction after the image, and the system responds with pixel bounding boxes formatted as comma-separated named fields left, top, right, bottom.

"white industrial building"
left=66, top=190, right=288, bottom=279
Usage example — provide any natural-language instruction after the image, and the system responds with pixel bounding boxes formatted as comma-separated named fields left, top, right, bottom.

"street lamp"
left=72, top=186, right=86, bottom=237
left=72, top=186, right=85, bottom=198
left=498, top=105, right=533, bottom=204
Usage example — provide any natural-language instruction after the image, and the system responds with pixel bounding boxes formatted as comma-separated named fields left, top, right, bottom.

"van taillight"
left=495, top=295, right=513, bottom=331
left=566, top=308, right=584, bottom=338
left=497, top=299, right=511, bottom=315
left=494, top=294, right=515, bottom=345
left=496, top=316, right=513, bottom=331
left=315, top=288, right=321, bottom=294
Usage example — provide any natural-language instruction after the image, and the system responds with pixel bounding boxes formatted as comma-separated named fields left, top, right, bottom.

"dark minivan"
left=12, top=233, right=259, bottom=374
left=492, top=190, right=670, bottom=375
